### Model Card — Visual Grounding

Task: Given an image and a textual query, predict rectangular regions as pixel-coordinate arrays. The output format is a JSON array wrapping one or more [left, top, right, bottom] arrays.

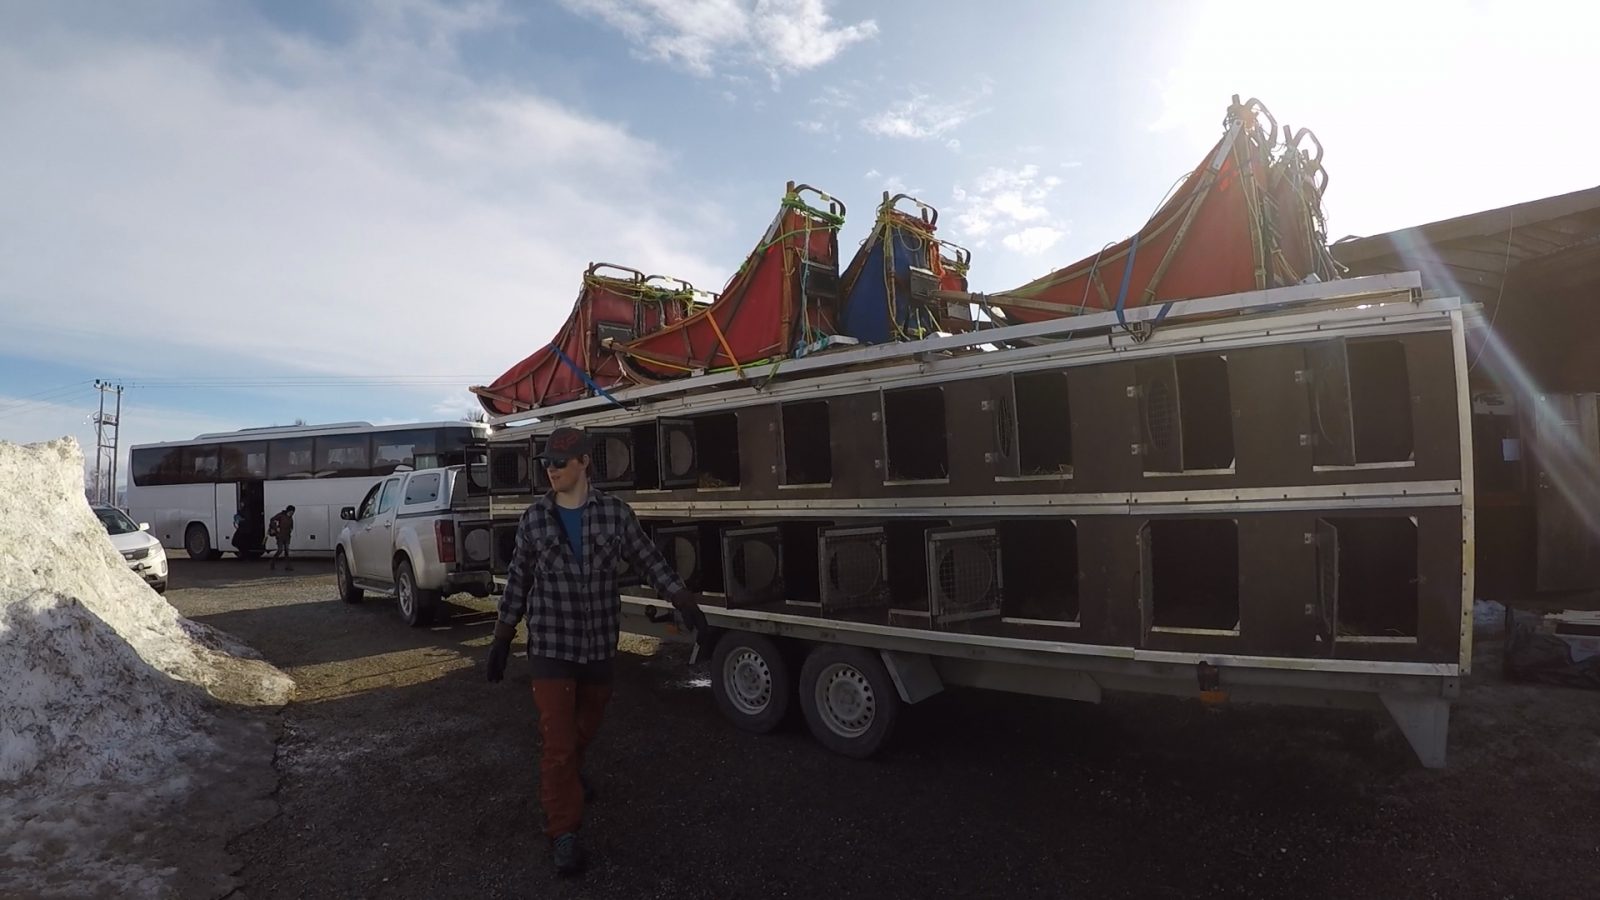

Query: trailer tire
[[711, 632, 791, 734], [799, 645, 900, 759]]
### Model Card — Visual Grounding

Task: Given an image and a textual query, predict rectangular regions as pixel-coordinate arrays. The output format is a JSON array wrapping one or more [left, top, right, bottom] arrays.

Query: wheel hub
[[724, 649, 772, 715], [817, 663, 874, 738]]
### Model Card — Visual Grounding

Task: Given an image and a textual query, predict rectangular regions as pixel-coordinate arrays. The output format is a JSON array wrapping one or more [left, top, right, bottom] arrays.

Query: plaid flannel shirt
[[498, 488, 685, 664]]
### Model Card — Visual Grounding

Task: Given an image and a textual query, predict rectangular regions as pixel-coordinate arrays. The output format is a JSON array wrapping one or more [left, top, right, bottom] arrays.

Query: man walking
[[487, 426, 706, 876], [267, 505, 295, 571]]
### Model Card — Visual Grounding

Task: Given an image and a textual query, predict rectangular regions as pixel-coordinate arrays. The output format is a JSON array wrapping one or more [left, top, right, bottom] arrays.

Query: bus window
[[316, 434, 372, 478], [373, 429, 437, 474], [131, 446, 182, 486], [182, 445, 220, 484], [436, 426, 478, 467], [269, 438, 315, 479], [220, 441, 268, 480]]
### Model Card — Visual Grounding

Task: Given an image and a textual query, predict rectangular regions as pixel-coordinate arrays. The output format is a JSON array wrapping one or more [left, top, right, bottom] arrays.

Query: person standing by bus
[[268, 505, 295, 571], [486, 426, 707, 876]]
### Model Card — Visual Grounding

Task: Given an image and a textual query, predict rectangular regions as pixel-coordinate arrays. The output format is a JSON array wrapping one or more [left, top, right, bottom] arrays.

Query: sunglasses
[[541, 456, 579, 470]]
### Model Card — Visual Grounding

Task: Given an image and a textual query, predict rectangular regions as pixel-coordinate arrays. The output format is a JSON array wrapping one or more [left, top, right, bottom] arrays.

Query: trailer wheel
[[799, 645, 901, 759], [711, 632, 790, 734]]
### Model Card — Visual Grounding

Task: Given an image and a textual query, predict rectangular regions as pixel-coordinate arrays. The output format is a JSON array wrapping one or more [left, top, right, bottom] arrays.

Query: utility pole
[[92, 380, 124, 506]]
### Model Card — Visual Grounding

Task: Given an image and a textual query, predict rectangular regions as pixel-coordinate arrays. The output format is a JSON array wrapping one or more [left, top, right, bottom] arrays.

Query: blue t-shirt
[[556, 505, 585, 569]]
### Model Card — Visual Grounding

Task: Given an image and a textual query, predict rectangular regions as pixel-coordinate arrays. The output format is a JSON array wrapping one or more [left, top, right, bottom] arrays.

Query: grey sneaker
[[552, 832, 584, 875]]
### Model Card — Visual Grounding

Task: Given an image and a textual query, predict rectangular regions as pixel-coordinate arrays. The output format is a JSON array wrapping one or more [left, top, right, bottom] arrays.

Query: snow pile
[[0, 438, 294, 789]]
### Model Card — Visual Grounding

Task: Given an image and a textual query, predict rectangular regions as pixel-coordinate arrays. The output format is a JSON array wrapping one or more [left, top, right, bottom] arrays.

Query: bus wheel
[[798, 645, 901, 759], [185, 524, 220, 561], [711, 632, 791, 734], [394, 559, 438, 627]]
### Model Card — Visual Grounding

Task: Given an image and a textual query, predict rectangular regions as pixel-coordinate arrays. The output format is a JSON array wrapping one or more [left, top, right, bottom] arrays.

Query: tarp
[[472, 265, 694, 415], [985, 97, 1338, 325], [613, 184, 844, 377], [837, 194, 971, 344]]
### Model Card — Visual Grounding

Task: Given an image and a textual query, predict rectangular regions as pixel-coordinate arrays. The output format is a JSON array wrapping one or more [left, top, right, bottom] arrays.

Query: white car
[[94, 505, 169, 593]]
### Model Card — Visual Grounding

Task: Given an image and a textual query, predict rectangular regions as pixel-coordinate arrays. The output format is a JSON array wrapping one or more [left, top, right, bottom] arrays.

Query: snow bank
[[0, 438, 294, 788]]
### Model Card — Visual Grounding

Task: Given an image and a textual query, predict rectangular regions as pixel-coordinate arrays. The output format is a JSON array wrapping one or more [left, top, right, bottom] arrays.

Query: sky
[[2, 0, 1597, 481]]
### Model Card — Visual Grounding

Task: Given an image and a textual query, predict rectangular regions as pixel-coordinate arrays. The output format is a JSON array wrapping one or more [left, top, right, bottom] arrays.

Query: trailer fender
[[880, 650, 944, 704]]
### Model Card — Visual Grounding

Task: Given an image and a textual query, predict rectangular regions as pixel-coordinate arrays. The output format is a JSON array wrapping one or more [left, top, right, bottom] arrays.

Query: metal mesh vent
[[667, 535, 698, 580], [488, 444, 531, 494], [996, 393, 1016, 460], [927, 527, 1003, 625], [490, 522, 521, 575], [1144, 378, 1177, 452], [590, 430, 635, 488], [723, 527, 783, 606], [661, 422, 696, 483], [821, 527, 888, 613], [734, 542, 777, 590], [459, 522, 493, 571]]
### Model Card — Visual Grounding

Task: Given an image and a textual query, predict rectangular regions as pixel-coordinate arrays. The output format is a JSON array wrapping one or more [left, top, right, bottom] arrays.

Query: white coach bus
[[127, 421, 487, 559]]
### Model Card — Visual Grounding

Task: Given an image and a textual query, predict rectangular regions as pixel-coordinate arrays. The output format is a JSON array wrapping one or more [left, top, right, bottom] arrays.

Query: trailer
[[471, 271, 1474, 768]]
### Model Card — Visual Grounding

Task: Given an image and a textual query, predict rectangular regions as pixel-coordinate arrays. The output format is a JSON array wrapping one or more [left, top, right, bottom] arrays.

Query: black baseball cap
[[539, 427, 593, 464]]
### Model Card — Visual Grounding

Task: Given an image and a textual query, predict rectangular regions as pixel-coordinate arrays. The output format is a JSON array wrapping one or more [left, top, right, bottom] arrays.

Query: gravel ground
[[162, 556, 1600, 900]]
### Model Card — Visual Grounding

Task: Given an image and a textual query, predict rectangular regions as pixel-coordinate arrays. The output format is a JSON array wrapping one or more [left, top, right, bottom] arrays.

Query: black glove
[[669, 590, 709, 635], [486, 621, 516, 683]]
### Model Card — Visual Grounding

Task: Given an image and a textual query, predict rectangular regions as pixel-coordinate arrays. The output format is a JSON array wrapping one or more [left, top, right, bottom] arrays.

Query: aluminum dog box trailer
[[476, 272, 1474, 768]]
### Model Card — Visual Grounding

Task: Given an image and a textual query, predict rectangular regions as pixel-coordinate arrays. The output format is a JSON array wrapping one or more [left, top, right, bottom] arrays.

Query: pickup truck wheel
[[336, 550, 363, 604], [711, 632, 791, 734], [395, 559, 439, 627], [798, 645, 901, 759]]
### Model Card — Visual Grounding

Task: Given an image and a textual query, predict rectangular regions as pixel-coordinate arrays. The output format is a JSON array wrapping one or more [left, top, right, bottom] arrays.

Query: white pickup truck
[[334, 466, 497, 626]]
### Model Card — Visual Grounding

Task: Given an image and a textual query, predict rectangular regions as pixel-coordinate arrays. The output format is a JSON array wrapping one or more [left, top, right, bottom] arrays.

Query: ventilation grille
[[590, 428, 636, 489], [659, 420, 697, 486], [996, 393, 1016, 461], [458, 520, 493, 572], [927, 527, 1003, 626], [463, 441, 491, 497], [490, 522, 521, 575], [722, 527, 783, 607], [487, 443, 532, 495], [655, 525, 703, 590], [820, 526, 889, 614]]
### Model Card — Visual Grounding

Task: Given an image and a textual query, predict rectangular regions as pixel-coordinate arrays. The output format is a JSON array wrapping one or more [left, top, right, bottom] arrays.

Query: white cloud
[[1002, 227, 1065, 255], [0, 2, 728, 393], [860, 83, 990, 141], [948, 164, 1070, 255], [561, 0, 876, 77]]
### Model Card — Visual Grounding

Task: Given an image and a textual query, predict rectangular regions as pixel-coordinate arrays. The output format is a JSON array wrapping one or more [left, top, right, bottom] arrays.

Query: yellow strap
[[705, 311, 745, 378]]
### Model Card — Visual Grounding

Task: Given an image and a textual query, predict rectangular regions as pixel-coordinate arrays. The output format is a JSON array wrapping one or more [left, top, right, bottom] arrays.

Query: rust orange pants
[[530, 674, 613, 838]]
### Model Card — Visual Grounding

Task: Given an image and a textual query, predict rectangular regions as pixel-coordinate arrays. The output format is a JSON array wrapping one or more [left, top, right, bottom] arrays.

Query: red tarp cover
[[988, 97, 1336, 324], [614, 185, 843, 377], [472, 265, 693, 415]]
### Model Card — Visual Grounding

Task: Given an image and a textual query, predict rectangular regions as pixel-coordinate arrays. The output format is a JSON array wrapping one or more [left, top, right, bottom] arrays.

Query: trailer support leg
[[1379, 692, 1451, 769], [880, 651, 944, 704]]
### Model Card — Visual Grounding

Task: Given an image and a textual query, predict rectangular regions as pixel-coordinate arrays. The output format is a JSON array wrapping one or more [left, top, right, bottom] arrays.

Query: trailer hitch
[[1196, 661, 1228, 706], [645, 605, 716, 662]]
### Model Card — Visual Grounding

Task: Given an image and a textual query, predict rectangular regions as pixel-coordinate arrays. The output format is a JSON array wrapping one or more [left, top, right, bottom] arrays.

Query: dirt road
[[165, 557, 1600, 899]]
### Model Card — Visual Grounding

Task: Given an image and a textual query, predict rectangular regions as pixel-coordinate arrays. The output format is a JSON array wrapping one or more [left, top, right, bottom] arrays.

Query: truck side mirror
[[340, 507, 357, 520], [139, 522, 150, 531]]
